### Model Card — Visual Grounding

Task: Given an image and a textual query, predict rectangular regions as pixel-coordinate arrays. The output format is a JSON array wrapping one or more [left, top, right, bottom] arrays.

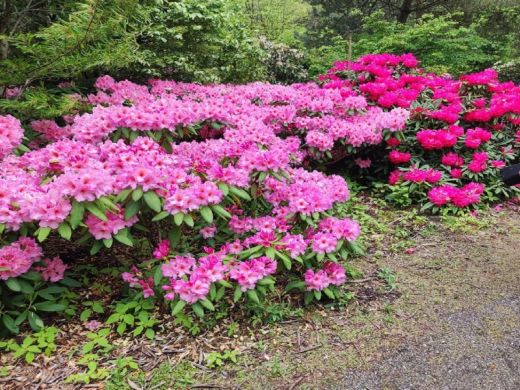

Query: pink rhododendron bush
[[321, 54, 520, 212], [0, 76, 393, 334]]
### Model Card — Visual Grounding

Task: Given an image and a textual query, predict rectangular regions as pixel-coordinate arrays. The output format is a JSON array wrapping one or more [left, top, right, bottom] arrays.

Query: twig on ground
[[294, 344, 322, 354]]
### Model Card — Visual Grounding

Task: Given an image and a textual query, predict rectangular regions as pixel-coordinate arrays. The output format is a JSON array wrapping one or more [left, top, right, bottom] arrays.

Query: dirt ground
[[1, 205, 519, 389]]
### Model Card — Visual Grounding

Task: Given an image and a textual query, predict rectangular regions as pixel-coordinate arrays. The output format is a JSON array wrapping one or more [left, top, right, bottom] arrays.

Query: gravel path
[[340, 296, 520, 390]]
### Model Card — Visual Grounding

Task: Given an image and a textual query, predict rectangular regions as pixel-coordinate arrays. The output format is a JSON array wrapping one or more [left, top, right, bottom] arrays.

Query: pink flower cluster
[[0, 115, 23, 159], [85, 208, 138, 240], [35, 256, 68, 282], [304, 262, 346, 291], [0, 237, 42, 280], [428, 183, 485, 207], [323, 53, 520, 209]]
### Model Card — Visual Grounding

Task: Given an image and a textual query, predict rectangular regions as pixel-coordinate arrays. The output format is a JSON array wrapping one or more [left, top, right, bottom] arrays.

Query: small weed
[[0, 326, 58, 363], [205, 349, 239, 368], [377, 267, 397, 290]]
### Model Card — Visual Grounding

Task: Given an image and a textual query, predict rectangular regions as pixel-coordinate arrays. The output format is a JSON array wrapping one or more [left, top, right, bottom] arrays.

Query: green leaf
[[2, 315, 19, 334], [5, 278, 21, 292], [152, 211, 169, 222], [114, 230, 133, 246], [173, 213, 184, 226], [171, 300, 186, 315], [183, 214, 194, 227], [125, 201, 141, 220], [153, 266, 163, 285], [233, 286, 243, 302], [69, 201, 85, 229], [276, 251, 292, 270], [246, 290, 260, 304], [28, 312, 44, 331], [132, 188, 143, 201], [34, 302, 66, 312], [229, 187, 251, 201], [103, 238, 113, 248], [199, 299, 215, 311], [323, 288, 335, 300], [217, 183, 229, 196], [80, 309, 92, 322], [211, 204, 231, 219], [58, 222, 72, 240], [105, 314, 120, 324], [192, 303, 204, 318], [145, 328, 155, 340], [144, 191, 162, 212], [200, 206, 213, 223], [37, 227, 52, 242], [90, 241, 103, 255], [123, 314, 134, 326], [116, 322, 127, 335], [285, 280, 305, 292], [85, 203, 107, 221], [92, 302, 104, 314]]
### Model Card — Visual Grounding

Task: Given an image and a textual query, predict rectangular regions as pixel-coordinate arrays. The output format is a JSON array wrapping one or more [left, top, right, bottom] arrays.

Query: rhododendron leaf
[[58, 222, 72, 240], [114, 231, 133, 246], [192, 303, 204, 318], [347, 241, 364, 256], [115, 189, 132, 203], [238, 245, 262, 259], [60, 277, 81, 287], [153, 267, 163, 286], [328, 253, 338, 262], [5, 278, 21, 292], [34, 302, 66, 312], [144, 191, 162, 212], [14, 311, 28, 326], [171, 300, 186, 316], [265, 247, 275, 259], [103, 238, 113, 248], [316, 253, 325, 262], [229, 187, 251, 201], [200, 206, 213, 223], [295, 256, 304, 264], [124, 200, 140, 219], [275, 251, 292, 270], [285, 281, 305, 292], [36, 227, 51, 242], [85, 203, 107, 222], [28, 312, 43, 331], [323, 288, 335, 300], [233, 286, 242, 302], [258, 277, 275, 286], [218, 280, 232, 288], [132, 188, 143, 202], [18, 280, 34, 294], [217, 183, 229, 196], [313, 290, 322, 301], [335, 240, 344, 252], [209, 284, 216, 300], [0, 223, 5, 234], [90, 241, 103, 255], [200, 299, 215, 311], [168, 227, 181, 246], [215, 286, 225, 301], [173, 213, 184, 226], [183, 214, 194, 227], [246, 290, 260, 304], [211, 205, 231, 219], [2, 315, 19, 334], [20, 271, 41, 282], [152, 211, 169, 222]]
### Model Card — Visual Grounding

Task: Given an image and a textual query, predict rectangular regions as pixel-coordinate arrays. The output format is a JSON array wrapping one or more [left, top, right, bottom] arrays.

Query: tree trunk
[[397, 0, 413, 23]]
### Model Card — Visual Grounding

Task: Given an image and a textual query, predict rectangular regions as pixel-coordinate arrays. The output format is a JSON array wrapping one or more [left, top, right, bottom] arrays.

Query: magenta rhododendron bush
[[321, 53, 520, 211]]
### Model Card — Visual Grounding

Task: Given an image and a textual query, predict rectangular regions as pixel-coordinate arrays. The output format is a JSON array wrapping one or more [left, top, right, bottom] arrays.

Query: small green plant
[[105, 299, 158, 338], [82, 328, 113, 354], [205, 350, 239, 368], [378, 268, 397, 291], [65, 353, 109, 384], [0, 326, 58, 363], [106, 357, 140, 385], [80, 300, 105, 322]]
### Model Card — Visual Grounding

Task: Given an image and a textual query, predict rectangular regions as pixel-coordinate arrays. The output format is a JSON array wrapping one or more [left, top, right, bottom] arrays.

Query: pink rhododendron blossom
[[0, 238, 42, 280], [36, 256, 67, 282]]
